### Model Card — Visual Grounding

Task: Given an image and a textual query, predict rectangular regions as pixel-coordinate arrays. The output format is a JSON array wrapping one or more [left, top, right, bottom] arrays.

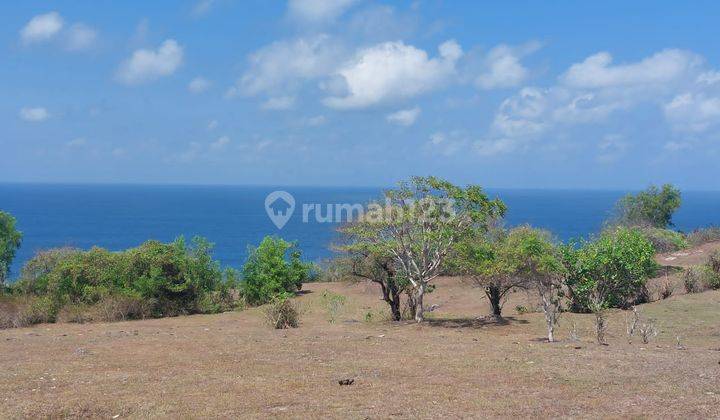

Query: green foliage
[[241, 236, 312, 305], [614, 184, 681, 228], [0, 210, 23, 284], [639, 227, 688, 253], [563, 227, 658, 312], [12, 236, 233, 319]]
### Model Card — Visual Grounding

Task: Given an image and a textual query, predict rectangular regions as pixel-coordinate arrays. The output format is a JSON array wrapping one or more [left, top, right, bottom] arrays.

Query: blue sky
[[2, 0, 720, 189]]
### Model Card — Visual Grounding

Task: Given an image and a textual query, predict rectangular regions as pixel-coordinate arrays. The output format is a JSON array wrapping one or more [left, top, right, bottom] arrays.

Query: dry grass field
[[1, 243, 720, 418]]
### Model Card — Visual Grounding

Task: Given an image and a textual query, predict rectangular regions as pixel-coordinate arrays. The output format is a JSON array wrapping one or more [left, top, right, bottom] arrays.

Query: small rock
[[338, 379, 355, 386]]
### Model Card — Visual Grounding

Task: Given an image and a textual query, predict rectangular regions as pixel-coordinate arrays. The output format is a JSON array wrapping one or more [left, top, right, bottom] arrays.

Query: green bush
[[687, 227, 720, 247], [12, 236, 237, 320], [320, 290, 347, 323], [241, 236, 312, 305], [639, 227, 688, 253], [563, 227, 658, 312]]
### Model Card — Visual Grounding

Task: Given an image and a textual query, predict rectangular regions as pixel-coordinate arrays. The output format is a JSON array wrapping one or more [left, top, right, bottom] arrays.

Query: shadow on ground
[[425, 316, 528, 329]]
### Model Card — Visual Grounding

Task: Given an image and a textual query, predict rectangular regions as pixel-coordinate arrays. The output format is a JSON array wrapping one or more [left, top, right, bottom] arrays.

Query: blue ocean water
[[1, 184, 719, 280]]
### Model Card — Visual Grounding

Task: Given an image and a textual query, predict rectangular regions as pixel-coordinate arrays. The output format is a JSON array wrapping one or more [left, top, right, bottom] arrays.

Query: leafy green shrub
[[13, 236, 236, 321], [263, 295, 300, 329], [639, 227, 688, 253], [241, 236, 312, 305], [682, 266, 719, 293], [563, 227, 658, 312], [687, 227, 720, 247]]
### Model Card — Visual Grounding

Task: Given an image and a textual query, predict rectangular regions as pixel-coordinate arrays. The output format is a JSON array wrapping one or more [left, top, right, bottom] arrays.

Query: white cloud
[[235, 35, 342, 97], [261, 96, 296, 110], [210, 136, 230, 151], [112, 147, 127, 157], [697, 71, 720, 85], [324, 40, 462, 109], [664, 92, 720, 132], [116, 39, 183, 85], [65, 24, 97, 51], [386, 106, 421, 126], [19, 107, 49, 122], [20, 12, 64, 44], [287, 0, 359, 23], [207, 119, 219, 130], [474, 42, 540, 90], [188, 77, 211, 93], [561, 49, 702, 89], [663, 141, 692, 152]]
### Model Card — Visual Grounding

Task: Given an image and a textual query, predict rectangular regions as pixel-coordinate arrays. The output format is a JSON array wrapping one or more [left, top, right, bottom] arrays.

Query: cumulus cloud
[[287, 0, 359, 23], [20, 12, 63, 44], [233, 35, 342, 97], [596, 134, 628, 163], [324, 40, 462, 109], [474, 42, 540, 90], [192, 0, 215, 17], [261, 96, 296, 110], [386, 106, 421, 126], [188, 77, 211, 93], [116, 40, 183, 85], [19, 107, 49, 122], [66, 138, 87, 147], [561, 49, 703, 89]]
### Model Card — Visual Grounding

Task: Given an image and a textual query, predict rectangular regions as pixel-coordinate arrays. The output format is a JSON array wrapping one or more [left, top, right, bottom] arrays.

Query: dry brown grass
[[1, 244, 720, 418]]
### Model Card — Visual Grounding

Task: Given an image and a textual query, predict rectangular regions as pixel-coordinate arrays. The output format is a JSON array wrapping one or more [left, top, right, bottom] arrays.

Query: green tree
[[0, 210, 23, 284], [340, 176, 506, 322], [241, 236, 311, 305], [614, 184, 681, 228]]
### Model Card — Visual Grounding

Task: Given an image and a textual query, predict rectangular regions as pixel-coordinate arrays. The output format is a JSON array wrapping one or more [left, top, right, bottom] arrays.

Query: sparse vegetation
[[320, 290, 346, 323], [687, 226, 720, 247], [264, 295, 300, 329], [639, 227, 688, 253]]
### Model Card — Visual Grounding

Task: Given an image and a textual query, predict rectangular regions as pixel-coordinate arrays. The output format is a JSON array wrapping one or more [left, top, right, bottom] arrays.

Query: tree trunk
[[389, 292, 401, 321], [414, 284, 425, 323], [547, 321, 555, 342], [486, 285, 502, 318]]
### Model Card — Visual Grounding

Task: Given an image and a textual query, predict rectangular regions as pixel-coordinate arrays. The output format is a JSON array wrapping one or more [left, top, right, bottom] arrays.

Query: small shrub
[[515, 305, 529, 314], [242, 236, 312, 306], [659, 280, 675, 299], [708, 250, 720, 275], [264, 296, 300, 329], [320, 290, 347, 323], [683, 266, 719, 293], [687, 227, 720, 247], [638, 319, 658, 344]]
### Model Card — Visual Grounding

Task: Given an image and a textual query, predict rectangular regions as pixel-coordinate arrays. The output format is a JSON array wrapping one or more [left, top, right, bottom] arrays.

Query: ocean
[[2, 184, 719, 280]]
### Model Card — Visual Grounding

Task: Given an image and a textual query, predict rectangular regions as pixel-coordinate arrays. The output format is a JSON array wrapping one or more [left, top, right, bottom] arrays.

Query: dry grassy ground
[[2, 244, 720, 418]]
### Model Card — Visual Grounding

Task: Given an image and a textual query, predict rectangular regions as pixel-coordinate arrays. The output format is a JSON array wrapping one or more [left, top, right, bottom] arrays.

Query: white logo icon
[[265, 191, 295, 229]]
